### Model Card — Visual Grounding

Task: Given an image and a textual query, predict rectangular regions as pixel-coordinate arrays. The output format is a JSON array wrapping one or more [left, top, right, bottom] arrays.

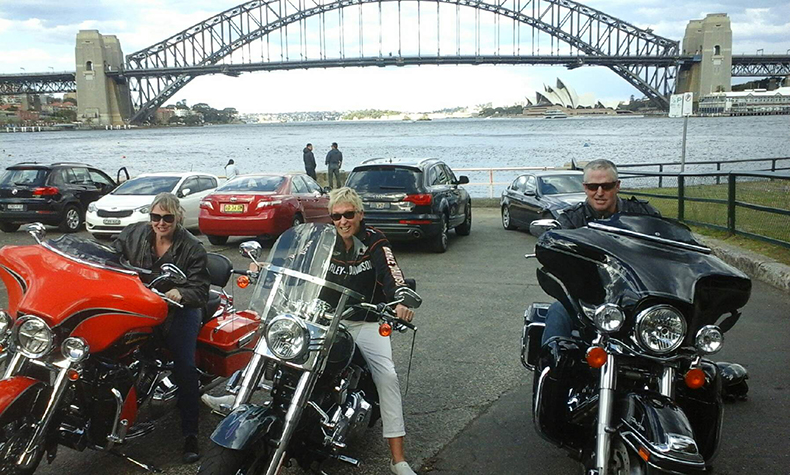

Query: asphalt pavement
[[0, 208, 788, 475]]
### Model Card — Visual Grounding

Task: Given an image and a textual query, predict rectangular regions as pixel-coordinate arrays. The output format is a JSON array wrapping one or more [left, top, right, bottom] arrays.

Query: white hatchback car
[[86, 172, 218, 238]]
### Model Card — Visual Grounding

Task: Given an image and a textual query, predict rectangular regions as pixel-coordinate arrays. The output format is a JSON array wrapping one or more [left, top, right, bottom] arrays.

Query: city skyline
[[1, 0, 788, 113]]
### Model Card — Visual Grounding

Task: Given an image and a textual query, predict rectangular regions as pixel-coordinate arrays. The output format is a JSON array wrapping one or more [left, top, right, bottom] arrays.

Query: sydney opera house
[[523, 79, 614, 116]]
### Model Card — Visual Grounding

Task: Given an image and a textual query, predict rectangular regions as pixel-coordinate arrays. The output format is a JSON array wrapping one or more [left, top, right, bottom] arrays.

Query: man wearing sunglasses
[[542, 159, 660, 345], [113, 192, 210, 464]]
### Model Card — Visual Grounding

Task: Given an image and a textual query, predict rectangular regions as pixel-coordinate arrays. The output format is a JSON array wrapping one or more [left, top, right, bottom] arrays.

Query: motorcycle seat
[[206, 253, 233, 287]]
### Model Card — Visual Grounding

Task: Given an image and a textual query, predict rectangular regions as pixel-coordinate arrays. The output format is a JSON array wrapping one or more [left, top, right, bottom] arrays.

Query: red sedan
[[199, 173, 331, 245]]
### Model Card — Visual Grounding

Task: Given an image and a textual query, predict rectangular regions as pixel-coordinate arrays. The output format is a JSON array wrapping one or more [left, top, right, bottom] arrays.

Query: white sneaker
[[390, 460, 417, 475], [201, 394, 235, 414]]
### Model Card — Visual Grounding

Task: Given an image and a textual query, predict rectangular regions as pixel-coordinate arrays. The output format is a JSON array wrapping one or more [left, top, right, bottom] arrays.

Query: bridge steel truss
[[0, 73, 76, 95], [122, 0, 680, 123], [731, 55, 790, 77]]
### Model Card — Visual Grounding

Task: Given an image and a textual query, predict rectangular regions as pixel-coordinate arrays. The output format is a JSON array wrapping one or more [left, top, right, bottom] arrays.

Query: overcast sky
[[1, 0, 788, 112]]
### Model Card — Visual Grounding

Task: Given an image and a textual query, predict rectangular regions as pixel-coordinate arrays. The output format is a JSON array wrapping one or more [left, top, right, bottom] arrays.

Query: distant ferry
[[544, 109, 569, 119]]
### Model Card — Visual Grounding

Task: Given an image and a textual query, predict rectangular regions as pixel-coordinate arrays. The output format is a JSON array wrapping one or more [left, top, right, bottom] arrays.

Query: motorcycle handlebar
[[356, 302, 416, 331], [150, 288, 184, 308]]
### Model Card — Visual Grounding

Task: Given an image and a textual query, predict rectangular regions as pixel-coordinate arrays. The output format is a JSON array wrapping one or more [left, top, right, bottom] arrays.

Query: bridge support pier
[[676, 14, 732, 105], [75, 30, 131, 126]]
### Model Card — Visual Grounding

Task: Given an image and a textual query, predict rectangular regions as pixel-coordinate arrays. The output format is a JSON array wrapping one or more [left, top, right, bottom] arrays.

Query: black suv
[[0, 162, 116, 233], [345, 158, 471, 252]]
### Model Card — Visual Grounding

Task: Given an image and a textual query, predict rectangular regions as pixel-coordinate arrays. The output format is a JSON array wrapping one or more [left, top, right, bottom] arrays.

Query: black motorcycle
[[522, 214, 751, 474], [198, 223, 420, 475]]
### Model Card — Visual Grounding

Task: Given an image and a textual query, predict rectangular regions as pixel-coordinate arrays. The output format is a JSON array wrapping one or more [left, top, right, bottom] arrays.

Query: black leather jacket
[[557, 196, 660, 229], [112, 222, 210, 308]]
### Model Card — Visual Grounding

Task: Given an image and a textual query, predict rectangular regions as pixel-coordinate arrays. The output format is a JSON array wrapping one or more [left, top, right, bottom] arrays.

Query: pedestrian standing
[[303, 143, 317, 180], [225, 159, 239, 181], [325, 142, 343, 189]]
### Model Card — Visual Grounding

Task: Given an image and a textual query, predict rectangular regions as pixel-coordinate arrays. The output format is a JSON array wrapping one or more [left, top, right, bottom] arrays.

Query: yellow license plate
[[222, 204, 244, 213]]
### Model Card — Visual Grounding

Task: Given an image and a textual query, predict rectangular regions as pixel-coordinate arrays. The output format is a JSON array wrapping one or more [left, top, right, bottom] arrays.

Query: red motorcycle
[[0, 223, 259, 473]]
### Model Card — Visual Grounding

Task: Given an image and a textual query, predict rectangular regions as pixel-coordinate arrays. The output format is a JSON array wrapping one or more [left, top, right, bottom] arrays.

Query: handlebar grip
[[394, 318, 416, 331]]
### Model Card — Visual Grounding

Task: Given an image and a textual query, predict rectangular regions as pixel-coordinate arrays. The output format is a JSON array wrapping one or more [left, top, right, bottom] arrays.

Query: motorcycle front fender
[[616, 392, 707, 473], [0, 376, 46, 426], [210, 403, 279, 451]]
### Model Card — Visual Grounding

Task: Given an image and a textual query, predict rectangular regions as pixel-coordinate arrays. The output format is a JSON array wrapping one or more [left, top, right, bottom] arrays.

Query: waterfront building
[[698, 87, 790, 117]]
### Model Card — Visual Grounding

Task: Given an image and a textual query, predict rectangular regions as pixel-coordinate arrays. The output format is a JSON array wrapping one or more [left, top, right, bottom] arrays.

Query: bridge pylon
[[75, 30, 132, 125], [675, 14, 732, 103]]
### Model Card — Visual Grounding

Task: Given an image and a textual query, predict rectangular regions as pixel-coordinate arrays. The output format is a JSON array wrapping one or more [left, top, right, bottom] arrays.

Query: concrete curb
[[696, 234, 790, 294]]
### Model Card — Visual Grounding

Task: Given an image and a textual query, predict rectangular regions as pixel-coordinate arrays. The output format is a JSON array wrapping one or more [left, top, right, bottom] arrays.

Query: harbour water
[[2, 115, 788, 196]]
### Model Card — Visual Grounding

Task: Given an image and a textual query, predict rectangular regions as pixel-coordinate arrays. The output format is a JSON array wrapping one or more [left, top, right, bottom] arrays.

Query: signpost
[[669, 92, 694, 172]]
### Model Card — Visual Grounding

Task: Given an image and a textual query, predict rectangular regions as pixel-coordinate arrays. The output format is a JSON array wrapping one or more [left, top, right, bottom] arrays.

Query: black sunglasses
[[330, 210, 357, 221], [583, 181, 619, 192], [150, 213, 176, 223]]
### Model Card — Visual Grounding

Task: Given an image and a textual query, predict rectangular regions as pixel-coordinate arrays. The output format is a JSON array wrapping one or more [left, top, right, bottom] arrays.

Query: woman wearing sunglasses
[[325, 187, 419, 475], [112, 192, 210, 464]]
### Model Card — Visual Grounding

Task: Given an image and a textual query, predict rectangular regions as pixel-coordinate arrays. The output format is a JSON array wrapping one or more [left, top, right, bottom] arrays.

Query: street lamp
[[756, 48, 764, 55]]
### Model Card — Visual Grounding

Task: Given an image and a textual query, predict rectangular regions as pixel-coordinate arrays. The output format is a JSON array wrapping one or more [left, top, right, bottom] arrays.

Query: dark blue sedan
[[500, 170, 585, 231]]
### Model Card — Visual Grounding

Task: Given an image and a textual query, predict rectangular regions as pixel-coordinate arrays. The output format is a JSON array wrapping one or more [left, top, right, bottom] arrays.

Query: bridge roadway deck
[[0, 208, 788, 474]]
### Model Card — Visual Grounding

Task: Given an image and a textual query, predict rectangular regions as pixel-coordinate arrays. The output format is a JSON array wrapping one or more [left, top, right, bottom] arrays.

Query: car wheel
[[0, 223, 20, 233], [292, 213, 304, 227], [455, 202, 472, 236], [502, 206, 517, 230], [207, 235, 228, 245], [59, 205, 82, 233], [431, 214, 449, 253]]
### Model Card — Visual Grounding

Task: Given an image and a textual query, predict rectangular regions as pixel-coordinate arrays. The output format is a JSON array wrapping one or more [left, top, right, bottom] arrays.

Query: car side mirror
[[529, 219, 560, 237], [456, 176, 470, 185], [395, 287, 422, 309], [180, 188, 191, 197], [524, 188, 536, 196]]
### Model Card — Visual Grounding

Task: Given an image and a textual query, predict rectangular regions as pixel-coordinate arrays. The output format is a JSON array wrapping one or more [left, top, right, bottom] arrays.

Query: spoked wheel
[[430, 214, 449, 253], [59, 205, 82, 233], [607, 438, 647, 475], [502, 206, 516, 230], [0, 414, 43, 475], [197, 443, 270, 475]]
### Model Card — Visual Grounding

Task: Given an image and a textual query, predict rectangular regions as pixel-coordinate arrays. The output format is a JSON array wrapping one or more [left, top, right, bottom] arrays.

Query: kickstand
[[108, 449, 162, 473]]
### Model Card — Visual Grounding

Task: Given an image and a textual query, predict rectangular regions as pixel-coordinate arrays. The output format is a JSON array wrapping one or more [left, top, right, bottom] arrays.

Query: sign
[[669, 92, 694, 117]]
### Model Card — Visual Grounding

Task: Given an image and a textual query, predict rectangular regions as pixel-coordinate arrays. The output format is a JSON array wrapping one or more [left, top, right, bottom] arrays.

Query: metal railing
[[619, 157, 790, 187], [454, 166, 564, 198], [620, 171, 790, 248]]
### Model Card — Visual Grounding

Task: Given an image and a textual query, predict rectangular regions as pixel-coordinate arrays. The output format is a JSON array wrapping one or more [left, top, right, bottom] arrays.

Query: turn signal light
[[237, 275, 251, 288], [638, 447, 650, 462], [684, 368, 706, 389], [67, 369, 80, 381], [586, 346, 608, 368], [379, 322, 392, 337]]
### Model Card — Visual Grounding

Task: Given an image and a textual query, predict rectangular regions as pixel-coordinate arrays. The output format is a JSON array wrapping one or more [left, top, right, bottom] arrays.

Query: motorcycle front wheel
[[197, 442, 271, 475], [0, 414, 43, 475], [607, 438, 647, 475]]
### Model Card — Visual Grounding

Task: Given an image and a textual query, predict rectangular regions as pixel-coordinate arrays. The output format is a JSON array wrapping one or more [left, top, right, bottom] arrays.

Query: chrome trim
[[634, 305, 687, 355], [587, 222, 712, 254], [3, 352, 24, 379], [106, 388, 127, 447], [266, 371, 313, 475], [594, 353, 617, 475], [532, 366, 556, 445], [660, 366, 676, 399], [237, 330, 256, 348], [12, 315, 55, 359], [521, 322, 545, 371]]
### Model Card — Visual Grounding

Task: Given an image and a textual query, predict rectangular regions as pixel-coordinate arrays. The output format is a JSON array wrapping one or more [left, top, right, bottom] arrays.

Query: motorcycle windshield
[[536, 214, 751, 320], [43, 235, 129, 273], [249, 223, 361, 322]]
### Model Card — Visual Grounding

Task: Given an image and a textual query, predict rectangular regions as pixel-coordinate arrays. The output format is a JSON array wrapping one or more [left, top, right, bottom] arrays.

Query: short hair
[[331, 142, 338, 148], [583, 159, 619, 182], [306, 143, 312, 147], [328, 187, 363, 213], [150, 192, 185, 225], [226, 159, 234, 166]]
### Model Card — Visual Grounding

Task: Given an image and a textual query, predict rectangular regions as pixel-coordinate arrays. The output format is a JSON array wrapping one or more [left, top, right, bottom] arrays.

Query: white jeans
[[344, 321, 406, 439]]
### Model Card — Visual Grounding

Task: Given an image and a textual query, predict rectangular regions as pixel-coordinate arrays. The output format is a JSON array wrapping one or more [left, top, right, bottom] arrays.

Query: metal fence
[[620, 171, 790, 248]]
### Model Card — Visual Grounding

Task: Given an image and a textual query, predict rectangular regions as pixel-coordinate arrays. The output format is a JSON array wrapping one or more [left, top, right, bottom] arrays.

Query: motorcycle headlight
[[61, 337, 90, 362], [265, 315, 309, 361], [593, 304, 625, 333], [0, 311, 12, 337], [695, 325, 723, 355], [635, 305, 686, 354], [13, 315, 54, 358]]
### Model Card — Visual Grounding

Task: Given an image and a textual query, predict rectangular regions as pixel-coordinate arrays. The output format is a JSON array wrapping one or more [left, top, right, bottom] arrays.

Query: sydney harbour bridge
[[1, 0, 789, 123]]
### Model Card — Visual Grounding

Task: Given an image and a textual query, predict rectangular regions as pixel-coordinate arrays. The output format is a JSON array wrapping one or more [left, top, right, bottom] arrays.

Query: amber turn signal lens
[[237, 275, 251, 288], [67, 369, 80, 381], [586, 346, 608, 368], [684, 367, 706, 389], [638, 447, 650, 462], [379, 323, 393, 337]]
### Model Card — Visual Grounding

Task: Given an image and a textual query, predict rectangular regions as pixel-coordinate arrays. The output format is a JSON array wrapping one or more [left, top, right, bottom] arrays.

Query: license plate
[[223, 204, 244, 213], [368, 202, 389, 210], [103, 218, 121, 225], [7, 204, 24, 211]]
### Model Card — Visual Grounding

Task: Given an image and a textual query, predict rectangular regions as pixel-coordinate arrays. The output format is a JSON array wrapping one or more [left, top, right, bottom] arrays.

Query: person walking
[[225, 159, 239, 181], [325, 142, 343, 189], [303, 143, 317, 180]]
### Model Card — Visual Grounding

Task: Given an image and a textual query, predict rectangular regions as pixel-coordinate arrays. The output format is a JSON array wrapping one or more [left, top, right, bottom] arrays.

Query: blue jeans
[[166, 307, 201, 437], [541, 301, 574, 345]]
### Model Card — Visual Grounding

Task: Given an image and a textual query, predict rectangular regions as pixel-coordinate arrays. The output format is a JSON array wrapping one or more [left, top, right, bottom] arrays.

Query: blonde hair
[[150, 192, 185, 225], [328, 187, 363, 213]]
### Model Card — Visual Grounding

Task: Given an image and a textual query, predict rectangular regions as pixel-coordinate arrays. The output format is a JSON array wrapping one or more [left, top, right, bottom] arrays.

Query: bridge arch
[[124, 0, 680, 123]]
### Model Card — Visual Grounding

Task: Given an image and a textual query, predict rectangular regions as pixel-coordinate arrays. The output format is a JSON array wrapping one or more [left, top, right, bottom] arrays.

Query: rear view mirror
[[529, 219, 560, 237], [25, 222, 46, 243], [395, 287, 422, 309], [159, 263, 187, 285], [456, 176, 470, 185], [180, 188, 191, 197], [524, 188, 536, 196], [240, 241, 262, 261]]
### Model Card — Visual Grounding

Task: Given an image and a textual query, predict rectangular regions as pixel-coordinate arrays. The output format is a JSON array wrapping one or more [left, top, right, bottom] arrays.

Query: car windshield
[[539, 175, 584, 195], [112, 176, 181, 195], [218, 176, 284, 192], [0, 168, 48, 187], [346, 167, 421, 193]]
